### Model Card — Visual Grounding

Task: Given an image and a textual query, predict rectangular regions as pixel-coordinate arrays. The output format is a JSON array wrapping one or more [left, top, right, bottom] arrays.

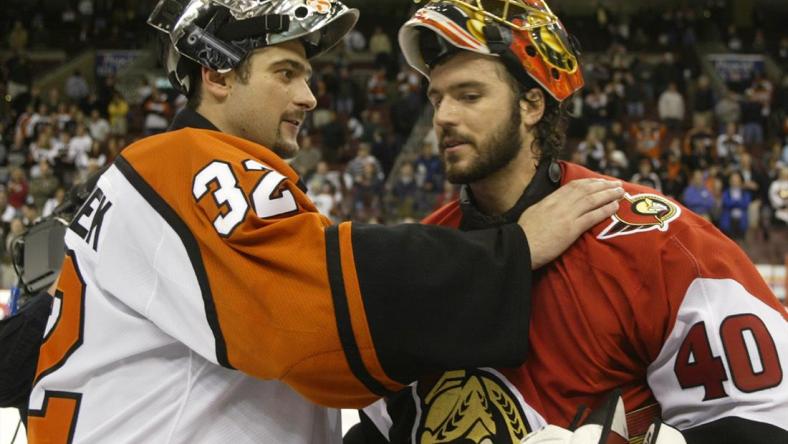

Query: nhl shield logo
[[597, 193, 681, 240]]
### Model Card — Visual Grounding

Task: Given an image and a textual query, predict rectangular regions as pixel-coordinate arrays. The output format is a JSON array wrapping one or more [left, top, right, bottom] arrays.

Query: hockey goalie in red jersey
[[348, 1, 788, 443]]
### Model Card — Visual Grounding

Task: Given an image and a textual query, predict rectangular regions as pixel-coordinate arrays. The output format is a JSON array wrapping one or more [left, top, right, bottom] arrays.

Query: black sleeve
[[682, 417, 788, 444], [350, 222, 531, 384], [343, 412, 390, 444], [0, 292, 52, 414]]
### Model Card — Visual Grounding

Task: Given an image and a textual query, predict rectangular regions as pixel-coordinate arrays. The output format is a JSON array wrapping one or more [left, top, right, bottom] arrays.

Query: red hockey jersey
[[363, 162, 788, 443]]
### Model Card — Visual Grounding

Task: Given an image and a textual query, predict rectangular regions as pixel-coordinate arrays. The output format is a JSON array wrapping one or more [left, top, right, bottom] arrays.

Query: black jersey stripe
[[325, 225, 394, 397], [114, 155, 233, 369]]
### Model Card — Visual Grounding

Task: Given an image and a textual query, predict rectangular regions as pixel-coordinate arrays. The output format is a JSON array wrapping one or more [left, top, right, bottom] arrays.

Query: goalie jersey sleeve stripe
[[114, 155, 232, 369], [326, 225, 395, 397]]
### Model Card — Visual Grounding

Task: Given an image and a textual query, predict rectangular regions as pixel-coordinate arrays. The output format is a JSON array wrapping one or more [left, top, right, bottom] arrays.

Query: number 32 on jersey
[[192, 159, 298, 236]]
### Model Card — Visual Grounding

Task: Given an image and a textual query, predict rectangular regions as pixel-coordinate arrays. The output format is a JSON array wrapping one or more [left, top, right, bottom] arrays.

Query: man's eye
[[461, 94, 480, 102], [279, 70, 294, 80]]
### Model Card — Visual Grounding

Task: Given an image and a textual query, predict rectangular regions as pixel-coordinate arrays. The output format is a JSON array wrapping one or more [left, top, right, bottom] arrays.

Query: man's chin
[[273, 140, 300, 159]]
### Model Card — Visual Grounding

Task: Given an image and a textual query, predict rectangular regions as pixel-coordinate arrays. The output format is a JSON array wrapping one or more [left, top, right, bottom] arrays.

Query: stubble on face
[[441, 95, 524, 184]]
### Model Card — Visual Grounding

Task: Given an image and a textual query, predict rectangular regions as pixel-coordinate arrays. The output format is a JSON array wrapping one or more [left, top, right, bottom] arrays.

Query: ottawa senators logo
[[414, 369, 537, 443], [597, 193, 681, 240]]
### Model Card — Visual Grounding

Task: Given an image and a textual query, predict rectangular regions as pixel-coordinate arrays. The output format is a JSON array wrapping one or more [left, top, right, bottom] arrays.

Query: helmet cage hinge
[[176, 5, 291, 73]]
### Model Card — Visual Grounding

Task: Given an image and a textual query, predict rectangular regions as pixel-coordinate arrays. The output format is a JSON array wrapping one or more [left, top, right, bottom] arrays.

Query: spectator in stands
[[141, 84, 172, 136], [661, 137, 686, 197], [631, 157, 662, 192], [653, 52, 682, 95], [658, 82, 685, 130], [27, 103, 51, 140], [42, 186, 66, 218], [741, 78, 770, 146], [65, 70, 90, 104], [335, 66, 359, 116], [576, 130, 605, 171], [352, 162, 384, 221], [770, 165, 788, 224], [0, 189, 15, 223], [29, 159, 59, 211], [346, 142, 383, 183], [631, 119, 666, 163], [369, 26, 393, 56], [319, 111, 345, 163], [715, 89, 741, 132], [691, 75, 715, 128], [682, 169, 716, 220], [4, 218, 25, 264], [583, 83, 609, 128], [367, 67, 389, 105], [88, 109, 110, 143], [391, 161, 419, 220], [69, 123, 93, 167], [739, 152, 769, 231], [415, 141, 443, 195], [6, 167, 28, 209], [716, 122, 742, 165], [720, 170, 751, 238], [601, 141, 630, 180], [623, 73, 645, 119], [30, 132, 55, 165], [108, 91, 130, 136], [313, 182, 337, 222], [290, 135, 321, 178]]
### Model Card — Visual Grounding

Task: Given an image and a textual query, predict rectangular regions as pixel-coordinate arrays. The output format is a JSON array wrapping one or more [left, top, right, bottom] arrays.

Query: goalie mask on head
[[398, 0, 584, 102], [148, 0, 359, 94]]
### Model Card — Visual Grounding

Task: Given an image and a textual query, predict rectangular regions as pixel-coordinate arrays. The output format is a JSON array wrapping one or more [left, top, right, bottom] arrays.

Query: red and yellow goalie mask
[[399, 0, 584, 102]]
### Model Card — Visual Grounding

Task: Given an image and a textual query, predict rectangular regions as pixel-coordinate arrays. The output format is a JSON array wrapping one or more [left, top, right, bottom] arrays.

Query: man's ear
[[201, 67, 231, 101], [520, 88, 546, 127]]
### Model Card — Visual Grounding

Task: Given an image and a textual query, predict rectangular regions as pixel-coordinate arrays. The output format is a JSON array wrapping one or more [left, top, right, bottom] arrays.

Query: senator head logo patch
[[597, 193, 681, 240]]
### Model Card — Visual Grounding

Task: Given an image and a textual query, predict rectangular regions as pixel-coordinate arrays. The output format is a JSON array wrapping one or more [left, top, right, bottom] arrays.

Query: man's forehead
[[255, 40, 312, 67], [428, 53, 504, 90]]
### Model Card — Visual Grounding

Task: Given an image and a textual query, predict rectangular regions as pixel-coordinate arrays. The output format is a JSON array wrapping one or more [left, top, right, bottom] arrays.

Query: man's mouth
[[441, 138, 471, 151]]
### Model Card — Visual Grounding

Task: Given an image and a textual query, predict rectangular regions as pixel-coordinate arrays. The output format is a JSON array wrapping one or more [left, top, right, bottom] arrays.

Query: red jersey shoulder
[[422, 201, 463, 228], [559, 162, 702, 242]]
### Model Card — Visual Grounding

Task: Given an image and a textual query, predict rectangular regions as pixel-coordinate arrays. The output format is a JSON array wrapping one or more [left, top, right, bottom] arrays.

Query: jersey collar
[[168, 108, 220, 132], [458, 161, 561, 230]]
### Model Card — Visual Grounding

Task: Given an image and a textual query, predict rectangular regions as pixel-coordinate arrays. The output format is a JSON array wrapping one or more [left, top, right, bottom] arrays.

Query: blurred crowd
[[555, 2, 788, 243], [0, 1, 787, 288]]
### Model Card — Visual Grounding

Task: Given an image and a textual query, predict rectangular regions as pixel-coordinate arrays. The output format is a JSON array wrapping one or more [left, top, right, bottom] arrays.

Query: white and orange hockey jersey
[[27, 110, 537, 443]]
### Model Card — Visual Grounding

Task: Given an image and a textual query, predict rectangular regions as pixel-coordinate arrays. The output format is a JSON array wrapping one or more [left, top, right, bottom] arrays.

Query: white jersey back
[[28, 164, 340, 443]]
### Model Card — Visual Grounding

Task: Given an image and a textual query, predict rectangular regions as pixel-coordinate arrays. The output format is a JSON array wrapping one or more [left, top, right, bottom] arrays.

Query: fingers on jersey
[[519, 179, 623, 269]]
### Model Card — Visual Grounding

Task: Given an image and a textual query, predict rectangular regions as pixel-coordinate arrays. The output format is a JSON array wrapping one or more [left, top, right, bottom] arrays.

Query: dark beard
[[444, 99, 523, 184]]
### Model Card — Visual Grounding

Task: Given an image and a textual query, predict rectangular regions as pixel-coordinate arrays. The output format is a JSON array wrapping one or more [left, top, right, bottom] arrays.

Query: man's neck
[[469, 146, 538, 216]]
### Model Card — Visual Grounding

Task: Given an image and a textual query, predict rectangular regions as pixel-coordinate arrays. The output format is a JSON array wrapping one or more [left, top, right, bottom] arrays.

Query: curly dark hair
[[498, 64, 572, 164]]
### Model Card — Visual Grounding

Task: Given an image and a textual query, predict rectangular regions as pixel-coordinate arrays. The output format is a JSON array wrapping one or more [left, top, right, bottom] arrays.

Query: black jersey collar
[[458, 161, 561, 230], [168, 108, 220, 132]]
